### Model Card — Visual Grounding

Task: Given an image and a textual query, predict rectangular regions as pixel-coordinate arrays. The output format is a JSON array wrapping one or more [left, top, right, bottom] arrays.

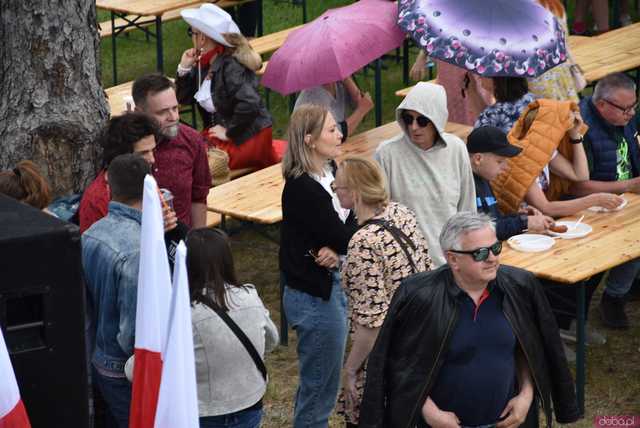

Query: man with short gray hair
[[575, 72, 640, 329], [359, 212, 579, 428]]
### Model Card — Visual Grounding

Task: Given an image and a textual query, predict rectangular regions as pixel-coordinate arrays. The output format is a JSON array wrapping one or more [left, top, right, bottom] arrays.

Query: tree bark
[[0, 0, 109, 195]]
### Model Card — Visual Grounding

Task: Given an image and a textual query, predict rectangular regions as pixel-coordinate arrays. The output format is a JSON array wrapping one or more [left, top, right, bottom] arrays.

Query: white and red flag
[[154, 241, 199, 427], [0, 326, 31, 428], [129, 175, 172, 428]]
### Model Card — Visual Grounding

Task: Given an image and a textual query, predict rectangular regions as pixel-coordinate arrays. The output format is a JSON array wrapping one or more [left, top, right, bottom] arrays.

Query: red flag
[[129, 176, 172, 428], [0, 327, 31, 428]]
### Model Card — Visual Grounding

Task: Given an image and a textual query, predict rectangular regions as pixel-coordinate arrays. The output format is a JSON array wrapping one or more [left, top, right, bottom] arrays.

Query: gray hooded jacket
[[375, 82, 476, 266]]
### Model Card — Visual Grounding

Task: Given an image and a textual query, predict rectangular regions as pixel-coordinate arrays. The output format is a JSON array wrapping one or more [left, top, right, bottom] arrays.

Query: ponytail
[[0, 160, 52, 209]]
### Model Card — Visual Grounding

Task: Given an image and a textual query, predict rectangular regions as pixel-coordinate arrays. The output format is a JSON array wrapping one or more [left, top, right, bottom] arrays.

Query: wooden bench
[[206, 120, 472, 226], [98, 0, 254, 38], [249, 25, 303, 56]]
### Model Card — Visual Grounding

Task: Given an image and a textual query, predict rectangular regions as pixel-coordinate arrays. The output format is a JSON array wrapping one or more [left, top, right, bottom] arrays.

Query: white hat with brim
[[181, 4, 241, 48]]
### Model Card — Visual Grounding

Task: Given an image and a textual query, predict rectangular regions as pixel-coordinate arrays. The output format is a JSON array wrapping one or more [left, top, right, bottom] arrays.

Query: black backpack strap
[[361, 218, 419, 273], [198, 294, 267, 381]]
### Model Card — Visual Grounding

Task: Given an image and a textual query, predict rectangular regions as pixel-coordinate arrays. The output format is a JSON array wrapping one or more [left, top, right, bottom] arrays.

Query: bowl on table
[[507, 234, 556, 252]]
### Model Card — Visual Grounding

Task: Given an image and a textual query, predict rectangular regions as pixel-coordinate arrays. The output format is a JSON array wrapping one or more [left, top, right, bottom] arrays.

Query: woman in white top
[[186, 228, 279, 428]]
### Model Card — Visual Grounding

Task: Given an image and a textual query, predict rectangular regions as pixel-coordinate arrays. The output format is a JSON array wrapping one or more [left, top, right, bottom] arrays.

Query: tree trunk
[[0, 0, 109, 195]]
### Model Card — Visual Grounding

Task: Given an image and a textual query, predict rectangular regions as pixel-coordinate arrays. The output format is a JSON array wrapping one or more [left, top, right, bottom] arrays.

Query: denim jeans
[[605, 258, 640, 298], [283, 271, 348, 428], [199, 407, 262, 428], [92, 367, 131, 428]]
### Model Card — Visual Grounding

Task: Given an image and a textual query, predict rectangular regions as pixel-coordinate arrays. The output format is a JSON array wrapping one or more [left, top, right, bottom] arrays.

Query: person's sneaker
[[599, 292, 630, 329], [559, 321, 607, 346], [562, 342, 576, 363]]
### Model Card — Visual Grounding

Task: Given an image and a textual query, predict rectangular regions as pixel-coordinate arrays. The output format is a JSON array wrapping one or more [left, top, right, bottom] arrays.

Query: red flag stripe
[[129, 348, 163, 428], [0, 400, 31, 428]]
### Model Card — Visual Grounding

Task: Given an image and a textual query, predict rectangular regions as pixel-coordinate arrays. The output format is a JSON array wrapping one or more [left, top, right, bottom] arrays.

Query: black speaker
[[0, 194, 89, 427]]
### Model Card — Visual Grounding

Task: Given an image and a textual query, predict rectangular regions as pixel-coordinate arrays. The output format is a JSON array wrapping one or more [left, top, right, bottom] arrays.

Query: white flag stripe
[[154, 241, 199, 427], [0, 327, 21, 418], [134, 175, 172, 352]]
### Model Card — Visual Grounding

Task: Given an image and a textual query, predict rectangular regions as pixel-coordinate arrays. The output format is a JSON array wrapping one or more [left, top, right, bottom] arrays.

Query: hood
[[396, 81, 449, 140]]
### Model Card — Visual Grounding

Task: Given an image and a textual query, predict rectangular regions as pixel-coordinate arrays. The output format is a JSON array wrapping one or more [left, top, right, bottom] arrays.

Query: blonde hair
[[222, 32, 262, 71], [282, 105, 328, 179], [339, 156, 389, 207]]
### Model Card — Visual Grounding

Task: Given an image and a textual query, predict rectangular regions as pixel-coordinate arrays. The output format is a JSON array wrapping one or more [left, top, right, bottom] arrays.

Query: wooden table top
[[96, 0, 205, 16], [104, 81, 134, 115], [249, 25, 303, 56], [206, 121, 472, 224], [501, 193, 640, 283]]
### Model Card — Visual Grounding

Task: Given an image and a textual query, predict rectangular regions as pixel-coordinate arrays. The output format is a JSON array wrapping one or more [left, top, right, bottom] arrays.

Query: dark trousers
[[92, 367, 132, 428], [232, 3, 260, 37], [541, 273, 603, 330]]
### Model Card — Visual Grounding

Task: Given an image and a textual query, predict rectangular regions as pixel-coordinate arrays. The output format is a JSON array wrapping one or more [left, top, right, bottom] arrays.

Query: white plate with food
[[507, 234, 556, 252], [547, 221, 592, 239], [587, 197, 627, 212]]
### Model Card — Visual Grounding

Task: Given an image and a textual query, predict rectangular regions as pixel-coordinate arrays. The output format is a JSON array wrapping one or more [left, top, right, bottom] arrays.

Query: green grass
[[97, 2, 640, 426]]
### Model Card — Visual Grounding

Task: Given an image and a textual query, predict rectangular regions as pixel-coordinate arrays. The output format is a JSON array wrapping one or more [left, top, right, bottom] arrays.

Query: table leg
[[280, 272, 288, 346], [302, 0, 308, 23], [375, 59, 382, 127], [575, 282, 586, 416], [111, 11, 118, 86], [403, 39, 410, 86], [257, 0, 264, 37], [155, 16, 164, 73]]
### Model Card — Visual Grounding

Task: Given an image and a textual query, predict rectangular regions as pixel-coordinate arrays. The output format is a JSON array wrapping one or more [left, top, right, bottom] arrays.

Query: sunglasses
[[401, 113, 431, 128], [450, 241, 502, 262], [603, 99, 637, 115], [187, 27, 200, 37]]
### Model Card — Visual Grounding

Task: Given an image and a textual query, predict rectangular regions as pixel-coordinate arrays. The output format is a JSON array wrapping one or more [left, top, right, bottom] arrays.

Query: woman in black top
[[176, 4, 277, 170], [280, 105, 357, 427]]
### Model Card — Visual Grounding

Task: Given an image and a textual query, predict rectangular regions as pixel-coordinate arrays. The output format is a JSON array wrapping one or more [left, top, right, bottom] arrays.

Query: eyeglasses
[[187, 27, 200, 37], [449, 241, 502, 262], [401, 113, 431, 128], [603, 98, 638, 115], [330, 181, 348, 192]]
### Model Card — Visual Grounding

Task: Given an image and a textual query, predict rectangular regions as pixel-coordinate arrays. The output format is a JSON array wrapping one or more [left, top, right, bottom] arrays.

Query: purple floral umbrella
[[398, 0, 568, 77]]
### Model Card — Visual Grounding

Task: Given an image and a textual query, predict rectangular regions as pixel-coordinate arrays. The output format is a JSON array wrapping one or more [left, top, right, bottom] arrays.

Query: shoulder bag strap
[[361, 218, 419, 273], [198, 294, 268, 380]]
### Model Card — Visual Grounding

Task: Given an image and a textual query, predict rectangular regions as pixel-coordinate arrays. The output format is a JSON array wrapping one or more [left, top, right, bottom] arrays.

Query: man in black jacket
[[359, 212, 579, 428], [467, 126, 554, 240]]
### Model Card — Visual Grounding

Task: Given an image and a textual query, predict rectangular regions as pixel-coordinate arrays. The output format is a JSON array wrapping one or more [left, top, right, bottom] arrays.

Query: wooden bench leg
[[375, 59, 382, 127], [155, 16, 164, 73], [111, 11, 118, 86], [575, 282, 586, 416]]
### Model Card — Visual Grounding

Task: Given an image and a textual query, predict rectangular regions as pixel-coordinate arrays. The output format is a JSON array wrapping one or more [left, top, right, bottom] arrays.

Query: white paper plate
[[507, 234, 556, 252], [587, 197, 627, 212], [547, 221, 593, 239]]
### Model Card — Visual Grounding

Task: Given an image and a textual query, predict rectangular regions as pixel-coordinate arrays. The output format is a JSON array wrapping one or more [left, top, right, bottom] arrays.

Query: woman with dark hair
[[186, 228, 278, 428], [280, 105, 357, 427], [0, 160, 52, 211], [473, 77, 536, 134], [78, 112, 160, 233]]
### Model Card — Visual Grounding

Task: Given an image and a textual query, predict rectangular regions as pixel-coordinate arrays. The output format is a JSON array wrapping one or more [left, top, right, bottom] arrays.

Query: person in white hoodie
[[375, 81, 477, 266]]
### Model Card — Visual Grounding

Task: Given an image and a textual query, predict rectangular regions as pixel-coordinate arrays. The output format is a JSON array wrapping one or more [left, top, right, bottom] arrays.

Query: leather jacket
[[359, 264, 580, 428]]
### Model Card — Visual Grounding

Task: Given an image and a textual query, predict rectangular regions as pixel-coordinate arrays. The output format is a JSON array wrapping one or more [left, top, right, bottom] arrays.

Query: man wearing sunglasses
[[375, 82, 476, 267], [359, 212, 579, 428], [574, 72, 640, 329]]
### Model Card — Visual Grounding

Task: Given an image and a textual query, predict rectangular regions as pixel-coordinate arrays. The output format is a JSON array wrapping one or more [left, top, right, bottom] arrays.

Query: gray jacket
[[192, 284, 279, 416]]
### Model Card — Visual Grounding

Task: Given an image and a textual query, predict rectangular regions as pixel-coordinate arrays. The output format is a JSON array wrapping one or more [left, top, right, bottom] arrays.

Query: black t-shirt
[[164, 221, 189, 272]]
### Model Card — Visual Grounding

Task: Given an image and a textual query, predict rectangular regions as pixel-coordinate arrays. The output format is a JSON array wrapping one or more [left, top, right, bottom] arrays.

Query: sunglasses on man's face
[[187, 27, 199, 37], [401, 113, 431, 128], [450, 241, 502, 262]]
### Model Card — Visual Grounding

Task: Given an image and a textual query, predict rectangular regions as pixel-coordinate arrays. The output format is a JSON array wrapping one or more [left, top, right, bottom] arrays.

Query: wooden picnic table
[[500, 192, 640, 415], [97, 0, 263, 85], [206, 121, 472, 225]]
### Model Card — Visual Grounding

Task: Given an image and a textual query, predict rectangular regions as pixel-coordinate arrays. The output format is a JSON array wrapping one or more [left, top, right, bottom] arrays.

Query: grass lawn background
[[97, 1, 640, 426]]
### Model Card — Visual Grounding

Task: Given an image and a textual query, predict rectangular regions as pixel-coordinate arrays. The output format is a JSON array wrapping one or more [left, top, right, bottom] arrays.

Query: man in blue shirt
[[82, 154, 149, 427], [574, 72, 640, 329]]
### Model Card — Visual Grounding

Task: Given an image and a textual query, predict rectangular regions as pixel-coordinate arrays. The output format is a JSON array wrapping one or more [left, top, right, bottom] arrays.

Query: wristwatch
[[569, 134, 584, 145]]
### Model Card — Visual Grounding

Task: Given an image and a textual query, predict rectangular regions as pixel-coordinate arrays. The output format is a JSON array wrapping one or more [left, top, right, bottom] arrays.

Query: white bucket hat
[[181, 4, 241, 47]]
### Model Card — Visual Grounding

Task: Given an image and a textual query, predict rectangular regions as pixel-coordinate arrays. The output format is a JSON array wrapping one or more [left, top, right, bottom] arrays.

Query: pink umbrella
[[261, 0, 405, 95]]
